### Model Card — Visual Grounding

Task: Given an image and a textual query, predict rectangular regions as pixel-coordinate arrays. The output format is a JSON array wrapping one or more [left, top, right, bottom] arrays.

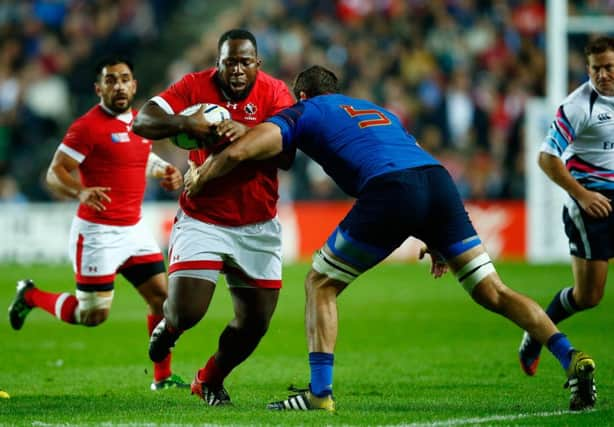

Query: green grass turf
[[0, 261, 612, 426]]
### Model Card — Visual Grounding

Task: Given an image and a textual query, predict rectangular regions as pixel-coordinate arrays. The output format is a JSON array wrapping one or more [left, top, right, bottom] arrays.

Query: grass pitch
[[0, 261, 612, 426]]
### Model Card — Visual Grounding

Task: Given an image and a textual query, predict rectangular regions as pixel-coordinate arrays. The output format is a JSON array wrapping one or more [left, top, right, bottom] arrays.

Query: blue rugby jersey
[[267, 94, 439, 197]]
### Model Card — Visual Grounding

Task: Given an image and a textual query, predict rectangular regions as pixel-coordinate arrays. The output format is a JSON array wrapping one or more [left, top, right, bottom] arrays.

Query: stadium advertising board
[[0, 200, 525, 263]]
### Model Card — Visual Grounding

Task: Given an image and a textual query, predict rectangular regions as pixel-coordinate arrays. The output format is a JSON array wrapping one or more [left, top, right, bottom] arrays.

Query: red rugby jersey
[[154, 68, 294, 226], [59, 105, 151, 226]]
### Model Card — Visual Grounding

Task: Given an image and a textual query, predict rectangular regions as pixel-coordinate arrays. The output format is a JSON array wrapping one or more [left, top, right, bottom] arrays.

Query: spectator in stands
[[1, 0, 612, 202]]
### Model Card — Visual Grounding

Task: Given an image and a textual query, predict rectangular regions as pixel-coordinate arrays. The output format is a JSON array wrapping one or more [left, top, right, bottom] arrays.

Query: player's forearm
[[227, 122, 284, 161], [146, 152, 171, 178], [538, 152, 587, 199], [46, 165, 83, 199], [203, 124, 283, 179], [196, 151, 241, 185], [192, 134, 262, 186], [132, 102, 189, 139]]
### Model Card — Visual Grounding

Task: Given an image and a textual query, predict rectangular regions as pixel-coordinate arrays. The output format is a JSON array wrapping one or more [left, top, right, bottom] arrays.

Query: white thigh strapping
[[74, 289, 114, 323], [455, 252, 496, 293], [312, 248, 362, 283]]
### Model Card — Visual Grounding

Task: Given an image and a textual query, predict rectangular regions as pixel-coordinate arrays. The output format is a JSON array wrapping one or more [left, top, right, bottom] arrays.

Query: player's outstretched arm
[[184, 122, 284, 197], [538, 151, 612, 218]]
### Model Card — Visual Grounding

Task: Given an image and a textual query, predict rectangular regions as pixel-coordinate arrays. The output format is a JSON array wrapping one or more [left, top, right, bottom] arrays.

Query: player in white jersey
[[519, 36, 614, 388]]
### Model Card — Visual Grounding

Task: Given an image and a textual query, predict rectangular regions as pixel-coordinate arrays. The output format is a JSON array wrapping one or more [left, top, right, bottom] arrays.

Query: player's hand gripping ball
[[171, 103, 231, 150]]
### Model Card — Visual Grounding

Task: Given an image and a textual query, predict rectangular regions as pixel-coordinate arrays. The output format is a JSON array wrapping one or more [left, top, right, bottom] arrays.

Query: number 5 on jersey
[[341, 105, 391, 128]]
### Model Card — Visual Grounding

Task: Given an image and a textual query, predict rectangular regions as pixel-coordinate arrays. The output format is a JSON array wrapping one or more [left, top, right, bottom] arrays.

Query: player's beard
[[109, 96, 132, 113]]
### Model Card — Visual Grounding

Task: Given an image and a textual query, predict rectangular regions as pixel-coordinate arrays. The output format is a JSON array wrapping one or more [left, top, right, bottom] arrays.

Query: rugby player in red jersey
[[8, 56, 187, 391], [132, 29, 295, 405]]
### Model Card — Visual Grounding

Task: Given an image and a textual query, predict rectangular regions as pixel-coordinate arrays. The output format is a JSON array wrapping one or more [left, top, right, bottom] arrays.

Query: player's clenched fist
[[160, 165, 183, 191]]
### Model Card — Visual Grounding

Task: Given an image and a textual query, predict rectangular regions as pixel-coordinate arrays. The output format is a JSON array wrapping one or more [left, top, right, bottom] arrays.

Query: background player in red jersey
[[8, 56, 186, 391], [132, 29, 295, 406]]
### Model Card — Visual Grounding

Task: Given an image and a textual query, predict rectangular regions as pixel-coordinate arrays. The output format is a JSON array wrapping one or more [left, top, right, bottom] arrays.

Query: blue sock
[[546, 333, 574, 370], [309, 352, 334, 397]]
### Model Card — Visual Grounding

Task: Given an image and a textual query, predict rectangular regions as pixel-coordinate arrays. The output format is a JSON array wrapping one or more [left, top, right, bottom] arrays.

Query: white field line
[[22, 410, 592, 427], [30, 423, 227, 427], [400, 410, 586, 427]]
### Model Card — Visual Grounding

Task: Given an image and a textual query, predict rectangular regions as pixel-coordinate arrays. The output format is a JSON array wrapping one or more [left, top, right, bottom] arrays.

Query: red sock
[[197, 356, 225, 388], [147, 314, 172, 382], [25, 288, 78, 324]]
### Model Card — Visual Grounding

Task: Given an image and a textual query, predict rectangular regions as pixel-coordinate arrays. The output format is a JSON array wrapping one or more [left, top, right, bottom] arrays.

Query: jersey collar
[[99, 102, 133, 124]]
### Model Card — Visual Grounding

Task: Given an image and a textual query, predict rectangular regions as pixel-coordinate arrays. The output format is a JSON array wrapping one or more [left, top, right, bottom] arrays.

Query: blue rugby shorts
[[327, 165, 478, 271]]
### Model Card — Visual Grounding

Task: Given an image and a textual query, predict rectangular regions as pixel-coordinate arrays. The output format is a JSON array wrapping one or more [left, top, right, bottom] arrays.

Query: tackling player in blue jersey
[[519, 36, 614, 382], [186, 65, 597, 412]]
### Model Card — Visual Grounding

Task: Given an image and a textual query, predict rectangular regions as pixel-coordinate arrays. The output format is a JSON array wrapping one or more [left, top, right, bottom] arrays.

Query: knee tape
[[312, 249, 361, 284], [455, 253, 496, 293], [75, 290, 114, 323]]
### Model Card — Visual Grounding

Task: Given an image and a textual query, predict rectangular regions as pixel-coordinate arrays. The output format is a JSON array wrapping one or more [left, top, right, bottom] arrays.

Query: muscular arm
[[221, 121, 284, 161], [538, 151, 612, 218], [184, 122, 284, 197], [132, 101, 214, 141], [132, 101, 189, 139], [46, 150, 84, 198], [46, 150, 111, 211]]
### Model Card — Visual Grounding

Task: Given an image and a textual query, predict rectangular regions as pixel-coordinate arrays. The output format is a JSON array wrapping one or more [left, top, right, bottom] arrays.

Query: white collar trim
[[99, 102, 133, 123]]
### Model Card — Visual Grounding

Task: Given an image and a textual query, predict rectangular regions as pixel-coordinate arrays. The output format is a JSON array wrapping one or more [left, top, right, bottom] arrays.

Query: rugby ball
[[171, 103, 231, 150]]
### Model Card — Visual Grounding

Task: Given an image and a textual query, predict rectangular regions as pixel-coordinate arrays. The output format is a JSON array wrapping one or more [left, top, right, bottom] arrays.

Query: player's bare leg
[[192, 287, 279, 406], [448, 245, 596, 410], [518, 256, 607, 376], [268, 268, 343, 412], [137, 272, 166, 315], [305, 270, 346, 354], [571, 257, 607, 308], [149, 276, 216, 362], [446, 246, 557, 343], [217, 287, 279, 373], [164, 275, 216, 329], [138, 272, 189, 390]]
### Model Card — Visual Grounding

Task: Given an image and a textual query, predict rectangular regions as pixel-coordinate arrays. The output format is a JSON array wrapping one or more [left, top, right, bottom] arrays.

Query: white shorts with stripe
[[68, 216, 164, 289], [168, 209, 282, 289]]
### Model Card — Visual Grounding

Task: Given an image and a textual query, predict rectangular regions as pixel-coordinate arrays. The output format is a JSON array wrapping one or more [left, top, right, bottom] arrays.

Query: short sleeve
[[269, 81, 295, 116], [540, 103, 586, 157], [267, 103, 306, 153], [60, 118, 91, 161], [153, 74, 195, 114]]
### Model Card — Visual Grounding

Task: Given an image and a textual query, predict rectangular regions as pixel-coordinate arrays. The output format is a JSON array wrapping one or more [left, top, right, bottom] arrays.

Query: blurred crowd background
[[0, 0, 612, 204]]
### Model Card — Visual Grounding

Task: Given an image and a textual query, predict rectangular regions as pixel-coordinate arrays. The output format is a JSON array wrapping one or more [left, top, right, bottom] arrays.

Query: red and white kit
[[151, 69, 294, 287], [59, 104, 164, 286]]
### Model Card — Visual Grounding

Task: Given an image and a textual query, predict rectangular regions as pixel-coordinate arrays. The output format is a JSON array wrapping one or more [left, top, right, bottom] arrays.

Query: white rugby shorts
[[68, 216, 163, 285], [168, 209, 282, 289]]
